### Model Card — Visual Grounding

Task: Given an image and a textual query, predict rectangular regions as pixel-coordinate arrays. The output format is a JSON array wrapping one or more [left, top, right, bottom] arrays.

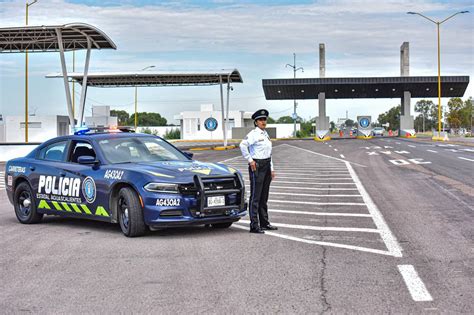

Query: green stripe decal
[[80, 205, 92, 215], [70, 203, 82, 214], [95, 206, 110, 217], [51, 201, 62, 211], [61, 203, 72, 212], [38, 200, 51, 210]]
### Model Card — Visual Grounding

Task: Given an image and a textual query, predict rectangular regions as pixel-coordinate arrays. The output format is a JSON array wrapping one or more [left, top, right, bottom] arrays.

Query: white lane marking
[[269, 209, 371, 217], [408, 145, 416, 148], [265, 181, 356, 185], [389, 159, 410, 165], [340, 154, 345, 158], [282, 143, 367, 167], [233, 224, 396, 256], [329, 145, 332, 147], [219, 155, 244, 163], [346, 161, 403, 257], [269, 199, 365, 206], [427, 150, 438, 153], [334, 148, 338, 152], [270, 171, 351, 175], [396, 142, 401, 144], [245, 185, 359, 191], [270, 192, 362, 198], [462, 148, 474, 152], [239, 220, 378, 233], [230, 166, 348, 171], [409, 158, 431, 164], [398, 265, 433, 302], [458, 156, 474, 162], [0, 171, 5, 190]]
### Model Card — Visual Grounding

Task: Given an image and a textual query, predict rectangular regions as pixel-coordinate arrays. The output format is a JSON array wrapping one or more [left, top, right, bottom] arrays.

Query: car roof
[[41, 132, 158, 145]]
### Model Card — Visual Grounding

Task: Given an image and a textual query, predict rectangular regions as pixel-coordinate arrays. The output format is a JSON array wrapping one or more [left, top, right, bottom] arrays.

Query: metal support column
[[219, 75, 227, 147], [225, 73, 231, 141], [55, 28, 75, 131], [78, 37, 91, 128]]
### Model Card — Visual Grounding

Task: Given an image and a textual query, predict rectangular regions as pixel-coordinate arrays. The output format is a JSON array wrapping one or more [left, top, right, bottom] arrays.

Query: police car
[[5, 129, 246, 237]]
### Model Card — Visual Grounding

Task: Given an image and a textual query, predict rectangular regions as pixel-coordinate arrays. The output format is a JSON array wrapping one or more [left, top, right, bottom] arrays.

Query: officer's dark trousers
[[248, 158, 272, 230]]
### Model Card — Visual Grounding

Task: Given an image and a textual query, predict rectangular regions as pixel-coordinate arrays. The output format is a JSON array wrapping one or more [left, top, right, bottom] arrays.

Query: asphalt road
[[0, 138, 472, 313]]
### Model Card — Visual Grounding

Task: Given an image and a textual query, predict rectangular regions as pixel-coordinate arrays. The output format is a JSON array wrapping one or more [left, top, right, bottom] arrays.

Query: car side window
[[38, 141, 68, 162], [69, 141, 96, 163]]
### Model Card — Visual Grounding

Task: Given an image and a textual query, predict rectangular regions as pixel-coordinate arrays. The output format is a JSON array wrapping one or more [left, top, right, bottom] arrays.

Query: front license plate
[[207, 196, 225, 207]]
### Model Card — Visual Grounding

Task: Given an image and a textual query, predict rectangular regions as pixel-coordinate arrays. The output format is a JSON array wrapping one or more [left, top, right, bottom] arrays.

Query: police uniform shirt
[[239, 127, 273, 171]]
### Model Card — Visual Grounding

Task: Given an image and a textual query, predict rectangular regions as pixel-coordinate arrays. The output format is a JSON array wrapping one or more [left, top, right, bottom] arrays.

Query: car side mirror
[[184, 152, 194, 159], [78, 155, 98, 165]]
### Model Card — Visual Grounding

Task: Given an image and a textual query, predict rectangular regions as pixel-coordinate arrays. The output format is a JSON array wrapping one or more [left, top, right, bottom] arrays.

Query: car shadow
[[29, 215, 247, 238]]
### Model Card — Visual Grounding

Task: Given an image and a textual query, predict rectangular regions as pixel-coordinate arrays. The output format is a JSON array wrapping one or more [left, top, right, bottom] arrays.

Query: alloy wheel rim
[[18, 191, 31, 218]]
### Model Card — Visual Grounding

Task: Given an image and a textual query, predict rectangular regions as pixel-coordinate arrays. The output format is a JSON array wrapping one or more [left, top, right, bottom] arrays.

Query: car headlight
[[144, 182, 179, 193]]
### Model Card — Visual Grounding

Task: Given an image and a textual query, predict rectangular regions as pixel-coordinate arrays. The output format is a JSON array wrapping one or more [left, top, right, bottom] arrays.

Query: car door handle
[[29, 166, 35, 171], [59, 172, 66, 177]]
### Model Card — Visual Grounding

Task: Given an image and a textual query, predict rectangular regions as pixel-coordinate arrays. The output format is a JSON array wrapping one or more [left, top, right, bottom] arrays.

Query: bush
[[164, 128, 180, 140]]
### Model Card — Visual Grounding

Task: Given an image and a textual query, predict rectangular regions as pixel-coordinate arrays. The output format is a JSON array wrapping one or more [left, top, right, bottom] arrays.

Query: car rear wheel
[[117, 187, 146, 237], [14, 182, 43, 224], [211, 222, 233, 229]]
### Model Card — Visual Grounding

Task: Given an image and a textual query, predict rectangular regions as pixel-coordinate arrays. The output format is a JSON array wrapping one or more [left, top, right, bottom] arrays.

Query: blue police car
[[5, 129, 247, 237]]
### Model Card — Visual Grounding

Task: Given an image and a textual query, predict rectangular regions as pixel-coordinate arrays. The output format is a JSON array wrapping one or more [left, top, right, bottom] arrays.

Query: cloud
[[0, 0, 472, 122]]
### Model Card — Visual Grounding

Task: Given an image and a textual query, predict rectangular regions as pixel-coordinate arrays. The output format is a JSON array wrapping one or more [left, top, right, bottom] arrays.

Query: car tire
[[117, 187, 146, 237], [211, 222, 233, 229], [14, 181, 43, 224]]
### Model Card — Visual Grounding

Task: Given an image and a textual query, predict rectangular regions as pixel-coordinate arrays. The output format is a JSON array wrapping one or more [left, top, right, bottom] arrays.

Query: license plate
[[207, 195, 225, 207]]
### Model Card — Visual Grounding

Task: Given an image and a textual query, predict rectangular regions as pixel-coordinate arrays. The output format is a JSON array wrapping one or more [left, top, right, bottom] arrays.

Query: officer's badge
[[261, 110, 265, 114]]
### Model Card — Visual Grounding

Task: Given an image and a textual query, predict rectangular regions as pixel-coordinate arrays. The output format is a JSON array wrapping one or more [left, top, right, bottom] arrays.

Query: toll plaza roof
[[262, 76, 469, 99], [0, 23, 116, 52], [46, 69, 243, 87]]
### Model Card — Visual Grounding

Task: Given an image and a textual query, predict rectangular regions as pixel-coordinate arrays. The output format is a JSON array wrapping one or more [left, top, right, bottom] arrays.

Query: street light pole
[[286, 53, 304, 137], [407, 10, 469, 139], [25, 0, 38, 143], [134, 65, 155, 130]]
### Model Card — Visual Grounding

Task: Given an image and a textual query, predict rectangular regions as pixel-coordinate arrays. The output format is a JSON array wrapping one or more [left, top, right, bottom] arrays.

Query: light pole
[[407, 10, 469, 140], [286, 53, 304, 137], [134, 65, 155, 129], [25, 0, 38, 143]]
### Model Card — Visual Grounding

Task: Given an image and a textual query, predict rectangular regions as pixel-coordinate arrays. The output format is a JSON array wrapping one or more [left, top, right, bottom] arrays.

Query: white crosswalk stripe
[[0, 171, 5, 190], [222, 143, 402, 257]]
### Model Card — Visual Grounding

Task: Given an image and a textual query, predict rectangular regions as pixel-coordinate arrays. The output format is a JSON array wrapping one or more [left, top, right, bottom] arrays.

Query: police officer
[[239, 109, 278, 234]]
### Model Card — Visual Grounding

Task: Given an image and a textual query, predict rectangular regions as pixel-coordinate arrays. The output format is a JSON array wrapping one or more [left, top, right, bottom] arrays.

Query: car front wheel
[[117, 187, 146, 237], [14, 181, 43, 224]]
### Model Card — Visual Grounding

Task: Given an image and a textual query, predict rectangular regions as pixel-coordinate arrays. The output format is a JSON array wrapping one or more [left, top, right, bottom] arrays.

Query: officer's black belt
[[253, 158, 271, 162]]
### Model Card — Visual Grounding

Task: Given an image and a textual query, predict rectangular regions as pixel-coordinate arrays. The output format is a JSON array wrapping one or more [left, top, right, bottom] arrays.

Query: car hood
[[116, 160, 239, 180]]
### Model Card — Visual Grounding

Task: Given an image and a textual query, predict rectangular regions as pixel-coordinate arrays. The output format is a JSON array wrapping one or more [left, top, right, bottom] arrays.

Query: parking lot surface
[[1, 139, 472, 313]]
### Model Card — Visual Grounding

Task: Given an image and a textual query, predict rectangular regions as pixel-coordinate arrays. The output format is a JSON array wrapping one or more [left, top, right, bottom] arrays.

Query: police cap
[[252, 109, 269, 120]]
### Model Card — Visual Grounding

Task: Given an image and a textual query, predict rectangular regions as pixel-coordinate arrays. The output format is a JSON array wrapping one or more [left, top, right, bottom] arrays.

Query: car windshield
[[97, 136, 188, 164]]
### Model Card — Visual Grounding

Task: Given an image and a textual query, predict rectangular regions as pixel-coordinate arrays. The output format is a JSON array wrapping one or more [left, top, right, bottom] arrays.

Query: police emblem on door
[[82, 176, 96, 203]]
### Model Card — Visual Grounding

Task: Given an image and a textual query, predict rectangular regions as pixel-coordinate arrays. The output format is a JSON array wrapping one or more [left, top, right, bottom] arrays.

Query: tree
[[277, 116, 294, 124], [447, 97, 463, 130], [378, 105, 401, 131], [330, 121, 336, 132], [459, 97, 472, 129], [267, 116, 276, 124], [128, 112, 167, 126], [414, 100, 434, 132], [344, 119, 355, 127], [110, 110, 130, 126]]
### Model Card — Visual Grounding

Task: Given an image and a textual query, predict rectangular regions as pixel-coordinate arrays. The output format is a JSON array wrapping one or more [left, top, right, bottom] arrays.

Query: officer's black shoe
[[249, 228, 265, 234], [261, 224, 278, 231]]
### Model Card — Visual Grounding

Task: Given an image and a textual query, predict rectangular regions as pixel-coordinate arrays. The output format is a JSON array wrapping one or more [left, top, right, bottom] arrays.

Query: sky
[[0, 0, 473, 125]]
